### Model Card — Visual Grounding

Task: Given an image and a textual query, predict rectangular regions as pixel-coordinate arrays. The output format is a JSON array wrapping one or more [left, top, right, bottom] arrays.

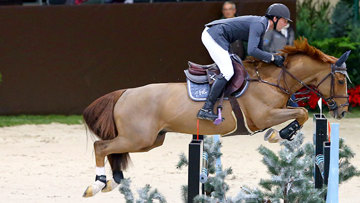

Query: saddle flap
[[188, 61, 218, 75], [184, 70, 208, 84], [185, 54, 247, 95], [224, 56, 247, 96]]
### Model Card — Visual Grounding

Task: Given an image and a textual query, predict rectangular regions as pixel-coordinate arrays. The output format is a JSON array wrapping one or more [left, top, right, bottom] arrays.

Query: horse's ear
[[335, 50, 351, 67]]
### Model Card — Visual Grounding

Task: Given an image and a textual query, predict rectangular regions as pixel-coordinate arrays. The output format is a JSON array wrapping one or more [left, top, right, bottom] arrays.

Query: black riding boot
[[197, 75, 227, 121]]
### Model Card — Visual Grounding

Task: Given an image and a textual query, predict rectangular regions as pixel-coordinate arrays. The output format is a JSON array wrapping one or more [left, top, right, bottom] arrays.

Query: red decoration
[[349, 85, 360, 107]]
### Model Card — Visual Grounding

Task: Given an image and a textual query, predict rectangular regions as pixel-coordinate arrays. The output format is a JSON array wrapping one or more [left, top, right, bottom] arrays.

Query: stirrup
[[213, 107, 224, 125], [197, 109, 218, 121]]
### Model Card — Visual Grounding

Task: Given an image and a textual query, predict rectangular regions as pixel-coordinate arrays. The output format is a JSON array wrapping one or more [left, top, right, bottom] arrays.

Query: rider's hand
[[272, 55, 285, 67]]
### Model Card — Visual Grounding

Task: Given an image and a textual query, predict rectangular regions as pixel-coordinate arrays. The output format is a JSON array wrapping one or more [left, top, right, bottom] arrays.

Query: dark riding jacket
[[206, 16, 272, 63]]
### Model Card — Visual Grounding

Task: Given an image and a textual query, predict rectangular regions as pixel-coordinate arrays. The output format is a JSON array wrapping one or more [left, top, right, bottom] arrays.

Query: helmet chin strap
[[271, 17, 280, 31]]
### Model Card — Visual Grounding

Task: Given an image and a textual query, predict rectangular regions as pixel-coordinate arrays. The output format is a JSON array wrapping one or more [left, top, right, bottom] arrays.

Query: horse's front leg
[[263, 107, 308, 143]]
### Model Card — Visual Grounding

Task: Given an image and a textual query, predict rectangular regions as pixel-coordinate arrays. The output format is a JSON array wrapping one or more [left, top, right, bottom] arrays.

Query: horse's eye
[[338, 80, 345, 85]]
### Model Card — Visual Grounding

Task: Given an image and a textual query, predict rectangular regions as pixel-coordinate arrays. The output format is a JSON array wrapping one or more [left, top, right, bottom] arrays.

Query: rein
[[247, 62, 349, 111]]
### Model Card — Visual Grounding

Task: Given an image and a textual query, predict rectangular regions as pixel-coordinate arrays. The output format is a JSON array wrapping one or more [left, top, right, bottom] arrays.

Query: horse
[[82, 38, 350, 197]]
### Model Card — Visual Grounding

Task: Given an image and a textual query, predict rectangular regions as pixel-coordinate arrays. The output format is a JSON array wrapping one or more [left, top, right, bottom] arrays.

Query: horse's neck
[[243, 56, 329, 94], [285, 55, 329, 93]]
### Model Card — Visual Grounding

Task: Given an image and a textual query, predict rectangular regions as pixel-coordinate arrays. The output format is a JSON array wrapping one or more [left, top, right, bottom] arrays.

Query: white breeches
[[201, 27, 234, 81]]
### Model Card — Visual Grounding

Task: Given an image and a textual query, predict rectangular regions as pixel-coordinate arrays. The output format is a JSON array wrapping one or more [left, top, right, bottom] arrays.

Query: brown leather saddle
[[184, 54, 250, 135], [185, 54, 247, 96]]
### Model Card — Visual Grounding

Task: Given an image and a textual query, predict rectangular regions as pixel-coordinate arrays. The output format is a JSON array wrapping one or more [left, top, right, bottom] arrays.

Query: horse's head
[[315, 51, 351, 119], [282, 38, 351, 119]]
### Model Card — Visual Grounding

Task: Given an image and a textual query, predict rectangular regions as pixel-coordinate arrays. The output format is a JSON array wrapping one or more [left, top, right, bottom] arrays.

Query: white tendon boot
[[83, 171, 106, 198], [264, 128, 281, 143], [101, 178, 119, 192], [83, 180, 106, 197], [102, 171, 123, 192]]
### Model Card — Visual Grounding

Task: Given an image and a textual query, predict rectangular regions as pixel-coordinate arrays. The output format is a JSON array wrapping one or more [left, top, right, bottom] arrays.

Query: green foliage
[[330, 0, 353, 37], [254, 133, 327, 202], [348, 24, 360, 42], [193, 168, 233, 203], [176, 152, 188, 169], [235, 133, 360, 202], [0, 115, 82, 127], [188, 133, 360, 202], [296, 0, 332, 41], [119, 178, 134, 203], [176, 136, 233, 202], [119, 178, 167, 203], [176, 130, 360, 202], [296, 0, 360, 85]]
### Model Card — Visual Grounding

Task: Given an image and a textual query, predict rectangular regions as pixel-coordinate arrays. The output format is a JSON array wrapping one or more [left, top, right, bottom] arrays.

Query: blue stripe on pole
[[326, 123, 339, 203]]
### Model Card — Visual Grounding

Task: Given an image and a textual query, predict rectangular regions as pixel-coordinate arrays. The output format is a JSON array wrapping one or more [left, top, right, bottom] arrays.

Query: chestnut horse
[[82, 39, 350, 197]]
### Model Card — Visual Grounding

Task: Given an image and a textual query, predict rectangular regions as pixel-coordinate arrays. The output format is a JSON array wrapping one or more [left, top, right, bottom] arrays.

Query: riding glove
[[272, 55, 285, 67]]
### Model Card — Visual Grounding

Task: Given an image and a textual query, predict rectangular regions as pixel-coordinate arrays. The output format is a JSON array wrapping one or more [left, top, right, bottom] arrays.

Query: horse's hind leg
[[83, 131, 159, 197], [102, 133, 166, 193], [83, 140, 116, 197], [101, 154, 125, 193]]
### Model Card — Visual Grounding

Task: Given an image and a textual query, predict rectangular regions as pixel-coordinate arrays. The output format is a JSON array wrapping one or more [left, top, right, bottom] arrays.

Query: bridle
[[312, 64, 349, 111], [248, 62, 349, 111]]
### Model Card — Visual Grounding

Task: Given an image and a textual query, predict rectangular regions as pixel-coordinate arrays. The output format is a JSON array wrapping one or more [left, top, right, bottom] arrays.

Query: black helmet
[[266, 3, 292, 22]]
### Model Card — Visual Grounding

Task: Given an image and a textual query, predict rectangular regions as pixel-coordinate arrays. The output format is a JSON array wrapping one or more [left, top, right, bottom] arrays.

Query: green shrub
[[330, 0, 354, 37], [296, 0, 360, 85], [296, 0, 332, 41]]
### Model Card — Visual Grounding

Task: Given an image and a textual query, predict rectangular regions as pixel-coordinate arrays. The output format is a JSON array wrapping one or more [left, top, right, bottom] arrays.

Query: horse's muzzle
[[331, 109, 347, 120]]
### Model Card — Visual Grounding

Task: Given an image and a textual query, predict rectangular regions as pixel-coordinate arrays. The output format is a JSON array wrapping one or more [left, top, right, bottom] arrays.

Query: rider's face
[[275, 17, 289, 31]]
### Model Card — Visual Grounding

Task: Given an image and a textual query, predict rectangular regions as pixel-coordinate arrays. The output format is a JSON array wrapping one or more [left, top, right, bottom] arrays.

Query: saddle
[[184, 54, 250, 135], [184, 54, 247, 96]]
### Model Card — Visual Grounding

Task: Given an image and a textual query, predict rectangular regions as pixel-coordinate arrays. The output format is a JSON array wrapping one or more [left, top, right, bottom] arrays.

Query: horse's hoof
[[82, 181, 106, 198], [102, 179, 119, 193], [83, 186, 93, 198], [264, 128, 281, 143]]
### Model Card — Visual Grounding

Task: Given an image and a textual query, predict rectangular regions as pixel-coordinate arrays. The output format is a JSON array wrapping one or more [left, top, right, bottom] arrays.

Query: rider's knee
[[222, 69, 234, 81]]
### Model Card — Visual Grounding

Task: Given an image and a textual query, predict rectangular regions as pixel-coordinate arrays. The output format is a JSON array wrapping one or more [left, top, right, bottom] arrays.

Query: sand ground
[[0, 118, 359, 202]]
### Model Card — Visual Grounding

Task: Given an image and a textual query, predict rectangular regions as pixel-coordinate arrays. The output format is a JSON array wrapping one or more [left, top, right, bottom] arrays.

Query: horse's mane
[[281, 37, 337, 63], [244, 37, 337, 64]]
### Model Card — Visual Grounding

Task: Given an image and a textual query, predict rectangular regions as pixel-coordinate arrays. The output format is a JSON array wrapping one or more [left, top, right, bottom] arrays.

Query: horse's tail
[[83, 89, 130, 171]]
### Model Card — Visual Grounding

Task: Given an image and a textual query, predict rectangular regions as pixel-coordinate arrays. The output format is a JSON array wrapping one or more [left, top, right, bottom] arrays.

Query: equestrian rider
[[197, 3, 292, 121]]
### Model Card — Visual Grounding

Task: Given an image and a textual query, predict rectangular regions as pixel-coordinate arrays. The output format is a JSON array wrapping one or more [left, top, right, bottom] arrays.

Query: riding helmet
[[265, 3, 292, 22]]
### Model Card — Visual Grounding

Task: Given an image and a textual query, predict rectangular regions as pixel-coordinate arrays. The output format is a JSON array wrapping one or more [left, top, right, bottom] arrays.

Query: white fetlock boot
[[102, 171, 123, 192], [83, 175, 106, 197], [264, 128, 281, 143], [102, 179, 119, 193]]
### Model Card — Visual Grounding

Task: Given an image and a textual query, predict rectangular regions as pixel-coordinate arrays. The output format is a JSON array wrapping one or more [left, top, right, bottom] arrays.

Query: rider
[[197, 3, 292, 121]]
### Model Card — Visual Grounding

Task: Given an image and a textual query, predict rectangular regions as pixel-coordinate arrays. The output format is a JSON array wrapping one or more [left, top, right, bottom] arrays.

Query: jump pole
[[326, 123, 339, 203], [313, 114, 340, 202], [313, 113, 329, 189], [188, 134, 204, 203]]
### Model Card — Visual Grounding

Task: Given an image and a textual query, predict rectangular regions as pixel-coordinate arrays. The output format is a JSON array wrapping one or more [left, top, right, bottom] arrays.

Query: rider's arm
[[247, 22, 273, 63]]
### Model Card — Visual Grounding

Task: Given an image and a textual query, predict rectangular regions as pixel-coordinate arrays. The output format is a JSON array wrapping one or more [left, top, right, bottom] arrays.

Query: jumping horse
[[82, 38, 351, 197]]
